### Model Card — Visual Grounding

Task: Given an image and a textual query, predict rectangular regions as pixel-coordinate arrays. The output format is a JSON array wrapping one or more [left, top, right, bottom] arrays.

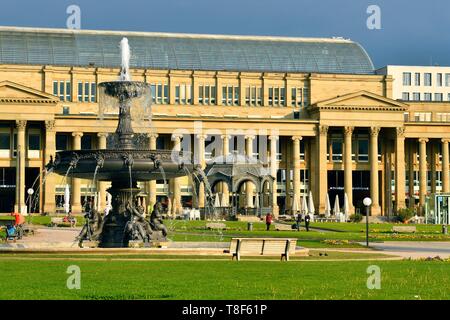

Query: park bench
[[206, 222, 227, 230], [315, 218, 340, 223], [392, 226, 417, 233], [228, 238, 297, 261], [50, 217, 76, 228]]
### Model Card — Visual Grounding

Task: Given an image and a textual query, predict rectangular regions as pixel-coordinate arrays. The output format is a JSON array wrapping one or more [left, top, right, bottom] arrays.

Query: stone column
[[408, 140, 416, 209], [148, 133, 158, 211], [43, 120, 56, 213], [442, 139, 450, 193], [15, 120, 27, 214], [419, 138, 428, 212], [269, 135, 279, 217], [171, 134, 183, 216], [71, 132, 83, 213], [245, 135, 256, 208], [344, 126, 354, 214], [292, 135, 302, 213], [97, 133, 108, 212], [196, 134, 207, 208], [395, 128, 406, 211], [221, 134, 231, 206], [370, 127, 381, 215], [316, 125, 328, 213], [431, 141, 437, 194]]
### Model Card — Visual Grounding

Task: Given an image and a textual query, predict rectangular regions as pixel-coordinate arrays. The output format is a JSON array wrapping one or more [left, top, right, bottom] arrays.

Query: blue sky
[[0, 0, 449, 69]]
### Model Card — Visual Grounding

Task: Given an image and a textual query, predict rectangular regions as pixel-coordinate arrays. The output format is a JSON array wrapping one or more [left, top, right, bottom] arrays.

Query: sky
[[0, 0, 449, 69]]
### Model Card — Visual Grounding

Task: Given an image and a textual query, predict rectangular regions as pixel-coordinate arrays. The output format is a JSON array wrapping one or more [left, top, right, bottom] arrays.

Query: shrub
[[396, 208, 415, 223], [349, 213, 363, 223]]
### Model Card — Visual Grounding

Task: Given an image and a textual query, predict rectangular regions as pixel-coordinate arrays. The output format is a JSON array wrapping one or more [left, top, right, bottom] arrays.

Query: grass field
[[0, 256, 448, 300], [162, 220, 450, 247]]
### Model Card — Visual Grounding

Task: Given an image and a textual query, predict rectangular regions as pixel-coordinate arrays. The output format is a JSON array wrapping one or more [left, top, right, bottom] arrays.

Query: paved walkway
[[20, 227, 80, 243], [367, 241, 450, 259]]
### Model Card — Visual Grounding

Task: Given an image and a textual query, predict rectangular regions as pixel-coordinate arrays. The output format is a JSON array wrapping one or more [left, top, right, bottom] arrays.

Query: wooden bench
[[50, 217, 76, 228], [316, 218, 340, 223], [392, 226, 417, 233], [229, 238, 297, 261]]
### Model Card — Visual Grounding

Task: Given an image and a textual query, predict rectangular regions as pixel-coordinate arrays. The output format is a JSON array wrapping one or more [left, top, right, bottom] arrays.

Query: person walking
[[296, 213, 302, 231], [265, 213, 273, 231], [305, 213, 311, 232]]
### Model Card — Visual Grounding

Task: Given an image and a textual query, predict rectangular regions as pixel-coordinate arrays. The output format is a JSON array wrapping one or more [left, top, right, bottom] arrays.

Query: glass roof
[[0, 28, 374, 74]]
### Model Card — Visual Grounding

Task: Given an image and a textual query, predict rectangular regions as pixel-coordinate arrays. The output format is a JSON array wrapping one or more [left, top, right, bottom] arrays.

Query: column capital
[[418, 138, 429, 144], [370, 126, 381, 137], [97, 132, 109, 138], [344, 126, 354, 136], [291, 135, 303, 142], [245, 134, 256, 141], [221, 134, 232, 141], [316, 125, 329, 136], [147, 133, 159, 139], [72, 132, 83, 138], [196, 134, 207, 140], [15, 120, 27, 130], [268, 135, 279, 141], [45, 120, 56, 132], [396, 127, 405, 138], [171, 133, 183, 141], [441, 138, 450, 144]]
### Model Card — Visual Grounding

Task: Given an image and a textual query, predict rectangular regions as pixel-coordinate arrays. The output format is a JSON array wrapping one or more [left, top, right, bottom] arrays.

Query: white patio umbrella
[[343, 193, 350, 222], [214, 193, 222, 208], [333, 194, 341, 217], [301, 194, 308, 215], [324, 193, 331, 218], [167, 197, 172, 217], [254, 192, 260, 209], [105, 192, 112, 215], [308, 191, 315, 215], [95, 192, 101, 212], [142, 197, 147, 216], [291, 193, 300, 214], [63, 184, 70, 214], [221, 192, 229, 207]]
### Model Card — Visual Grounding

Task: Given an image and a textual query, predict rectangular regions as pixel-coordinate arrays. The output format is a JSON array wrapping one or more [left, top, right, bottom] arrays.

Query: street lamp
[[363, 197, 372, 247], [27, 188, 34, 222]]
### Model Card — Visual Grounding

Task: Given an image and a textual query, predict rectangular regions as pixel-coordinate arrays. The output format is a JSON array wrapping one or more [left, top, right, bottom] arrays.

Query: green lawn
[[0, 250, 390, 261], [0, 257, 448, 300], [162, 220, 450, 247]]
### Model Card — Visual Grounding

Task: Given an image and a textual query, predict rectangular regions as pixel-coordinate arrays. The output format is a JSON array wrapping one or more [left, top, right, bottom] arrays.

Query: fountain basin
[[53, 149, 194, 181]]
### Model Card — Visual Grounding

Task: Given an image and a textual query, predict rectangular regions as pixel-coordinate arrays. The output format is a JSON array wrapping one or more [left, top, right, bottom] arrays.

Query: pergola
[[194, 154, 275, 217]]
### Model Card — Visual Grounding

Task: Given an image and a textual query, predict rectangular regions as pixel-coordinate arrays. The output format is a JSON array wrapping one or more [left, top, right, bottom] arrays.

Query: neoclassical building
[[0, 26, 448, 217]]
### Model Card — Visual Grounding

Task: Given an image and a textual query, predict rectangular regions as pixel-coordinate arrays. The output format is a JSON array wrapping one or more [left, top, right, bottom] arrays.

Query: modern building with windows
[[376, 65, 450, 103], [0, 26, 449, 217]]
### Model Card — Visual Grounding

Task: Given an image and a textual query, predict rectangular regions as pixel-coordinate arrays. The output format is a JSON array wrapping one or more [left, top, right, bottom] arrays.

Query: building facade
[[0, 27, 449, 216], [377, 65, 450, 105]]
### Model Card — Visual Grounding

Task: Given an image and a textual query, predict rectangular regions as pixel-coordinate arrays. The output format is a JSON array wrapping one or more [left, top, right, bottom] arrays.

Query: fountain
[[48, 38, 194, 248]]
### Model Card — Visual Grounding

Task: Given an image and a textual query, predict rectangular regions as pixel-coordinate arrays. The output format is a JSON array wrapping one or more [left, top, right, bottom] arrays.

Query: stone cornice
[[311, 105, 406, 112]]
